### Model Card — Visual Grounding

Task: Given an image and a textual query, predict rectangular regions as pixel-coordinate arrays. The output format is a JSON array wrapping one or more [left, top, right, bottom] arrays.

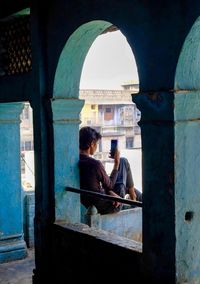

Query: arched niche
[[175, 16, 200, 284]]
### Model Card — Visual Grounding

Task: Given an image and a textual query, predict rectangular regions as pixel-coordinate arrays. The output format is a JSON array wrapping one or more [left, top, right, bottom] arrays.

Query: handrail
[[66, 186, 142, 208]]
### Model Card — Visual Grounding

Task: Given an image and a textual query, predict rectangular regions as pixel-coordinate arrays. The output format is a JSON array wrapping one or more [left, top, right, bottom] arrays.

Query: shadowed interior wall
[[1, 1, 200, 283]]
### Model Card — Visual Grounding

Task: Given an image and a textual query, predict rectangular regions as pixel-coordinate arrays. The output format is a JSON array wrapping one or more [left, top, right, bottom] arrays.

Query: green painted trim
[[53, 20, 113, 99], [175, 16, 200, 91], [11, 8, 30, 16]]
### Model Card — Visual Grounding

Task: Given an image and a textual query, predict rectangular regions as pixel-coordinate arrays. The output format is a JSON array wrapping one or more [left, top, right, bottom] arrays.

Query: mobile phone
[[110, 139, 118, 158]]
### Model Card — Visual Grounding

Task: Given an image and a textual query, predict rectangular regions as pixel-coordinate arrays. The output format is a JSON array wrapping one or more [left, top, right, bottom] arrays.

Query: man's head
[[79, 126, 102, 151]]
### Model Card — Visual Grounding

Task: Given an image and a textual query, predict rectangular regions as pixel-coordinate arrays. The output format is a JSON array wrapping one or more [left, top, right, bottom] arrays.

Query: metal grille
[[0, 15, 32, 76]]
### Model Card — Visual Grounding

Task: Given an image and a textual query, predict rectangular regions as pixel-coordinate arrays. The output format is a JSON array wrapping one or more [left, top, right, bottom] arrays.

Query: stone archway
[[52, 20, 120, 222]]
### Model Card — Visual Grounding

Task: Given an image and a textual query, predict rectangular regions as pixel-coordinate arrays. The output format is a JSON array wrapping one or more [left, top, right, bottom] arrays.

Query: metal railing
[[66, 186, 142, 208]]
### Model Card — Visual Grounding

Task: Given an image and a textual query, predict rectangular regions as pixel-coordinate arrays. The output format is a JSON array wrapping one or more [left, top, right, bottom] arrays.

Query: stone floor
[[0, 249, 35, 284]]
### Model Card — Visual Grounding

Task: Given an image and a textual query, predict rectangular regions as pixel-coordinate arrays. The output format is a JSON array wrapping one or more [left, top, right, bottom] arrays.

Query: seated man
[[78, 126, 142, 215], [113, 157, 142, 203]]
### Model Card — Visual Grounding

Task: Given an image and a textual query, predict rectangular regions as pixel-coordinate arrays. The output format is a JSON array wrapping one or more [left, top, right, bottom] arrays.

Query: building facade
[[20, 87, 141, 179]]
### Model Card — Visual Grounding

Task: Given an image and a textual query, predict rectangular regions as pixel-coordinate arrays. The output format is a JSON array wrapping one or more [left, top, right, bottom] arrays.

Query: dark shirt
[[78, 154, 119, 210]]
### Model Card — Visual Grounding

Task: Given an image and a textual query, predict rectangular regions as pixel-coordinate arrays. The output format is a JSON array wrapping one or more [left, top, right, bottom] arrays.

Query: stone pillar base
[[0, 235, 27, 263]]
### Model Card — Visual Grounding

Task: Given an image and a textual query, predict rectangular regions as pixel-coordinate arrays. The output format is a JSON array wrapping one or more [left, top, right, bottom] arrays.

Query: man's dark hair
[[79, 126, 102, 150]]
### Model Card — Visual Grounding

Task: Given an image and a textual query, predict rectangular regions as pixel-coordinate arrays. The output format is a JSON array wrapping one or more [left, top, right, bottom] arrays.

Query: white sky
[[80, 30, 139, 90]]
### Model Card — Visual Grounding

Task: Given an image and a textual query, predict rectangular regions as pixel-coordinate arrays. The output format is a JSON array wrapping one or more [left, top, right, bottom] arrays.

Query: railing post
[[84, 205, 101, 229]]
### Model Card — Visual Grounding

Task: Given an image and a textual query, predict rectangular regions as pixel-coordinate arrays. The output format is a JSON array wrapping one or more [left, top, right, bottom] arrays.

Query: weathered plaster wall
[[52, 21, 113, 222], [0, 102, 27, 262], [133, 91, 175, 282], [175, 16, 200, 283], [84, 207, 142, 242], [2, 0, 200, 283], [46, 0, 200, 93], [37, 1, 200, 282], [23, 191, 35, 248]]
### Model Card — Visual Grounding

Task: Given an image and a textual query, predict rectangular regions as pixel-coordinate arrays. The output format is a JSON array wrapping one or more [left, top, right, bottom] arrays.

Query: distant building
[[20, 86, 141, 181], [79, 85, 141, 159], [121, 80, 139, 91], [20, 86, 141, 154], [20, 103, 34, 152]]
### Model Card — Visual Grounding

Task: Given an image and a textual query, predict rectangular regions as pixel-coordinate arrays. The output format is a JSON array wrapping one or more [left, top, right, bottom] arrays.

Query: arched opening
[[175, 15, 200, 283], [53, 20, 142, 242], [78, 29, 142, 241], [53, 20, 120, 222], [79, 29, 142, 192]]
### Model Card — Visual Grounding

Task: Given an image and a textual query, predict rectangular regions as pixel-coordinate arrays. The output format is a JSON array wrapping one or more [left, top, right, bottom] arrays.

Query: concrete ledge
[[82, 206, 142, 242], [52, 222, 143, 282], [55, 221, 142, 252]]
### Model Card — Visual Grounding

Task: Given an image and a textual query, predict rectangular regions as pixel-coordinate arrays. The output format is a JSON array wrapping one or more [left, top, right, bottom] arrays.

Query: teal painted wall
[[0, 102, 27, 262], [52, 99, 83, 222], [0, 103, 22, 236], [175, 16, 200, 283], [2, 0, 200, 282], [52, 21, 114, 222], [46, 2, 200, 282]]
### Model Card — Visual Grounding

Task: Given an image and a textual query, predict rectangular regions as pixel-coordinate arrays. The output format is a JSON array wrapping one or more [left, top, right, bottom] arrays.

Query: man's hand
[[109, 190, 121, 207], [128, 186, 137, 201]]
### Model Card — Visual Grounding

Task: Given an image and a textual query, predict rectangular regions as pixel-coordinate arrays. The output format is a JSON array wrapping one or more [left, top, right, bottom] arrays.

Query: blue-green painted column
[[174, 16, 200, 283], [52, 20, 112, 222], [0, 102, 27, 263], [52, 98, 84, 222], [175, 92, 200, 283], [133, 91, 175, 283]]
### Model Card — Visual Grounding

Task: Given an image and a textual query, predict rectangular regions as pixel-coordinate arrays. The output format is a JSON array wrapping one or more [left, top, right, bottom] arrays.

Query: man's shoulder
[[79, 155, 101, 166]]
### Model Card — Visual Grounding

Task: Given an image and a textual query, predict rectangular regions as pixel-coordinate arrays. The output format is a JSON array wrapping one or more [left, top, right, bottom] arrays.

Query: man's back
[[79, 154, 105, 193]]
